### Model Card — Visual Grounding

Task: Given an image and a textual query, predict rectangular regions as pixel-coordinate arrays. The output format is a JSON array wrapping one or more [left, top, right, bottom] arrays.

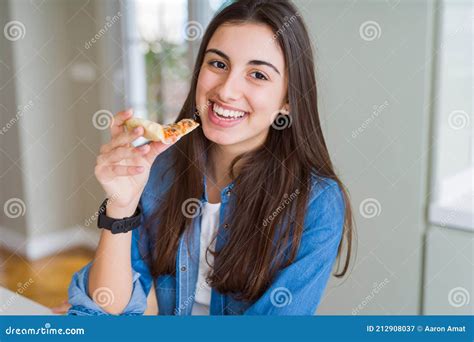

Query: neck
[[208, 144, 245, 187], [207, 131, 269, 188]]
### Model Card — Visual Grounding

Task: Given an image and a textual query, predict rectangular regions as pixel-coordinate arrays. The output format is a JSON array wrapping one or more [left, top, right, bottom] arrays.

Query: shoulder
[[304, 172, 346, 233], [307, 173, 344, 206]]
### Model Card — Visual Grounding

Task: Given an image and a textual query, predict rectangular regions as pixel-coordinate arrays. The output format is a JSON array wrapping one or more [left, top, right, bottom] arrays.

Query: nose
[[216, 71, 243, 103]]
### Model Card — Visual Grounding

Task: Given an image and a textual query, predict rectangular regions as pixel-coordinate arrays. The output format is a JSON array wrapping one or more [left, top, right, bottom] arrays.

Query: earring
[[272, 111, 292, 130]]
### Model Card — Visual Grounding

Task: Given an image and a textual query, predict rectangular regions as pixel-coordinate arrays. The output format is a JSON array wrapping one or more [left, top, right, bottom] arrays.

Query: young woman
[[68, 0, 353, 316]]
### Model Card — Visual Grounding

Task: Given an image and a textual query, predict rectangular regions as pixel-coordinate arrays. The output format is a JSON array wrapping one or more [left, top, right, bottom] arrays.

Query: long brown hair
[[145, 0, 354, 302]]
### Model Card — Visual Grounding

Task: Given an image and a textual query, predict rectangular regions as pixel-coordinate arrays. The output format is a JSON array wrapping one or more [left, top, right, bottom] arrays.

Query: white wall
[[294, 0, 435, 314]]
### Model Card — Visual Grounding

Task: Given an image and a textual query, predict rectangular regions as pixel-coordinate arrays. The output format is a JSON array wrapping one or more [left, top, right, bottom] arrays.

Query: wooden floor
[[0, 246, 94, 309]]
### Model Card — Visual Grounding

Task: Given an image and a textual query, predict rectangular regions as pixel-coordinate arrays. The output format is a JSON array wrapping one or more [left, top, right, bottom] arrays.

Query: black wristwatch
[[97, 198, 142, 234]]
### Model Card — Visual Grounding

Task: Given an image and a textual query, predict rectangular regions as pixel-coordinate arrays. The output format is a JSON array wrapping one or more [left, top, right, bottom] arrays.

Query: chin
[[201, 124, 241, 146]]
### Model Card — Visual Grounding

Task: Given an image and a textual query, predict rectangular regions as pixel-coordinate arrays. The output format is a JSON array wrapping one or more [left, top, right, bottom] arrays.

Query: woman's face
[[196, 23, 288, 149]]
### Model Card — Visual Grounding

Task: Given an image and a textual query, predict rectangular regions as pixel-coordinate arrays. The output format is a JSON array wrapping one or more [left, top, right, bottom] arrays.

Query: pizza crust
[[124, 117, 165, 142]]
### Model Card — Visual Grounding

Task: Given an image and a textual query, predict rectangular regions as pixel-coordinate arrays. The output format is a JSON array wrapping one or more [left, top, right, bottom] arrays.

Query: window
[[428, 0, 473, 231], [121, 0, 229, 125]]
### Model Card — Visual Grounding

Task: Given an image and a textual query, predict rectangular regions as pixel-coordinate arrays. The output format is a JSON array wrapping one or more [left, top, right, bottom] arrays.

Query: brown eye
[[250, 71, 268, 81], [209, 60, 227, 69]]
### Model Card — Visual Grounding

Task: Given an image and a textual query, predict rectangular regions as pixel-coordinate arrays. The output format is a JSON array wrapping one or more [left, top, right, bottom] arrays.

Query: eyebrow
[[205, 48, 281, 76]]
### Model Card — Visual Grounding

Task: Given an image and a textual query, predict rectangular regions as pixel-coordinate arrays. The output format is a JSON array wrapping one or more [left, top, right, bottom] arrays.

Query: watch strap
[[97, 198, 142, 234]]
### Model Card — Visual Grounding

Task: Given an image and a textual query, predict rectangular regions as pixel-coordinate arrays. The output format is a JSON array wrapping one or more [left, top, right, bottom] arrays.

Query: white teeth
[[212, 103, 246, 119]]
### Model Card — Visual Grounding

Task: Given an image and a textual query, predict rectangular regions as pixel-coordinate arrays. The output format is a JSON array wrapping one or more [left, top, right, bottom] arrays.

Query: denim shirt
[[68, 145, 345, 316]]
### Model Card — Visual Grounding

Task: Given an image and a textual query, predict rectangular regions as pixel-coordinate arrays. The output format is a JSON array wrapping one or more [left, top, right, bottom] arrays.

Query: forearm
[[88, 204, 136, 315]]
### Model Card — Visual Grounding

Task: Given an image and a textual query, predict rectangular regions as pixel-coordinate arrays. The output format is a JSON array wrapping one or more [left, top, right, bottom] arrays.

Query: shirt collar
[[202, 146, 234, 203], [202, 172, 235, 204]]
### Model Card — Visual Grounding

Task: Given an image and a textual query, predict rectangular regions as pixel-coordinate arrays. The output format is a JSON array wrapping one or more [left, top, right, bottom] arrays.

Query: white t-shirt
[[191, 201, 221, 315]]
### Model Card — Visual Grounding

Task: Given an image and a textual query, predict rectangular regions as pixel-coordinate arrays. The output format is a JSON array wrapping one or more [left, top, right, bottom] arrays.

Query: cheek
[[247, 91, 280, 124], [197, 68, 220, 96]]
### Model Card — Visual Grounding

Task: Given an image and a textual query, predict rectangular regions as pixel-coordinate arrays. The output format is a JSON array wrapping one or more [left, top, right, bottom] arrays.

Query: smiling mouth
[[208, 100, 249, 121]]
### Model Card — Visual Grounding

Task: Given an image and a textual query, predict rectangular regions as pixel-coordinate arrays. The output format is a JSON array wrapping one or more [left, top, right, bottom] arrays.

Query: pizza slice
[[124, 117, 199, 144]]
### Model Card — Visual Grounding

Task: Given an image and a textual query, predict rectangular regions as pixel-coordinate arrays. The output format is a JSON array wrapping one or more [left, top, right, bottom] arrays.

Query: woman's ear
[[280, 103, 290, 115]]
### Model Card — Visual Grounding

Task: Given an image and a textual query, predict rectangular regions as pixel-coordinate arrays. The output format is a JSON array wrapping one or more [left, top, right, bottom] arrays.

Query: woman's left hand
[[51, 300, 71, 314]]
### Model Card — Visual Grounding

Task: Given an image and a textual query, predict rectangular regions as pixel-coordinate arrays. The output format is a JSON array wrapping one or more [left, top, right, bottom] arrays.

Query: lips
[[207, 101, 249, 128]]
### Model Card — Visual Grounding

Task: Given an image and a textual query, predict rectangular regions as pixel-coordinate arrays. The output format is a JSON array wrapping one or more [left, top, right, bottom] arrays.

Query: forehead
[[206, 22, 285, 70]]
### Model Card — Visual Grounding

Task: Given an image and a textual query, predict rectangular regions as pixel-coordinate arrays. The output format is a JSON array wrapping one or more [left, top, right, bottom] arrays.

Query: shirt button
[[226, 190, 231, 196], [180, 266, 187, 272]]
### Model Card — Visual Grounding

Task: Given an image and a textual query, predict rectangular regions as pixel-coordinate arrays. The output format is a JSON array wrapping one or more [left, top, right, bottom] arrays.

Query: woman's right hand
[[94, 109, 174, 211]]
